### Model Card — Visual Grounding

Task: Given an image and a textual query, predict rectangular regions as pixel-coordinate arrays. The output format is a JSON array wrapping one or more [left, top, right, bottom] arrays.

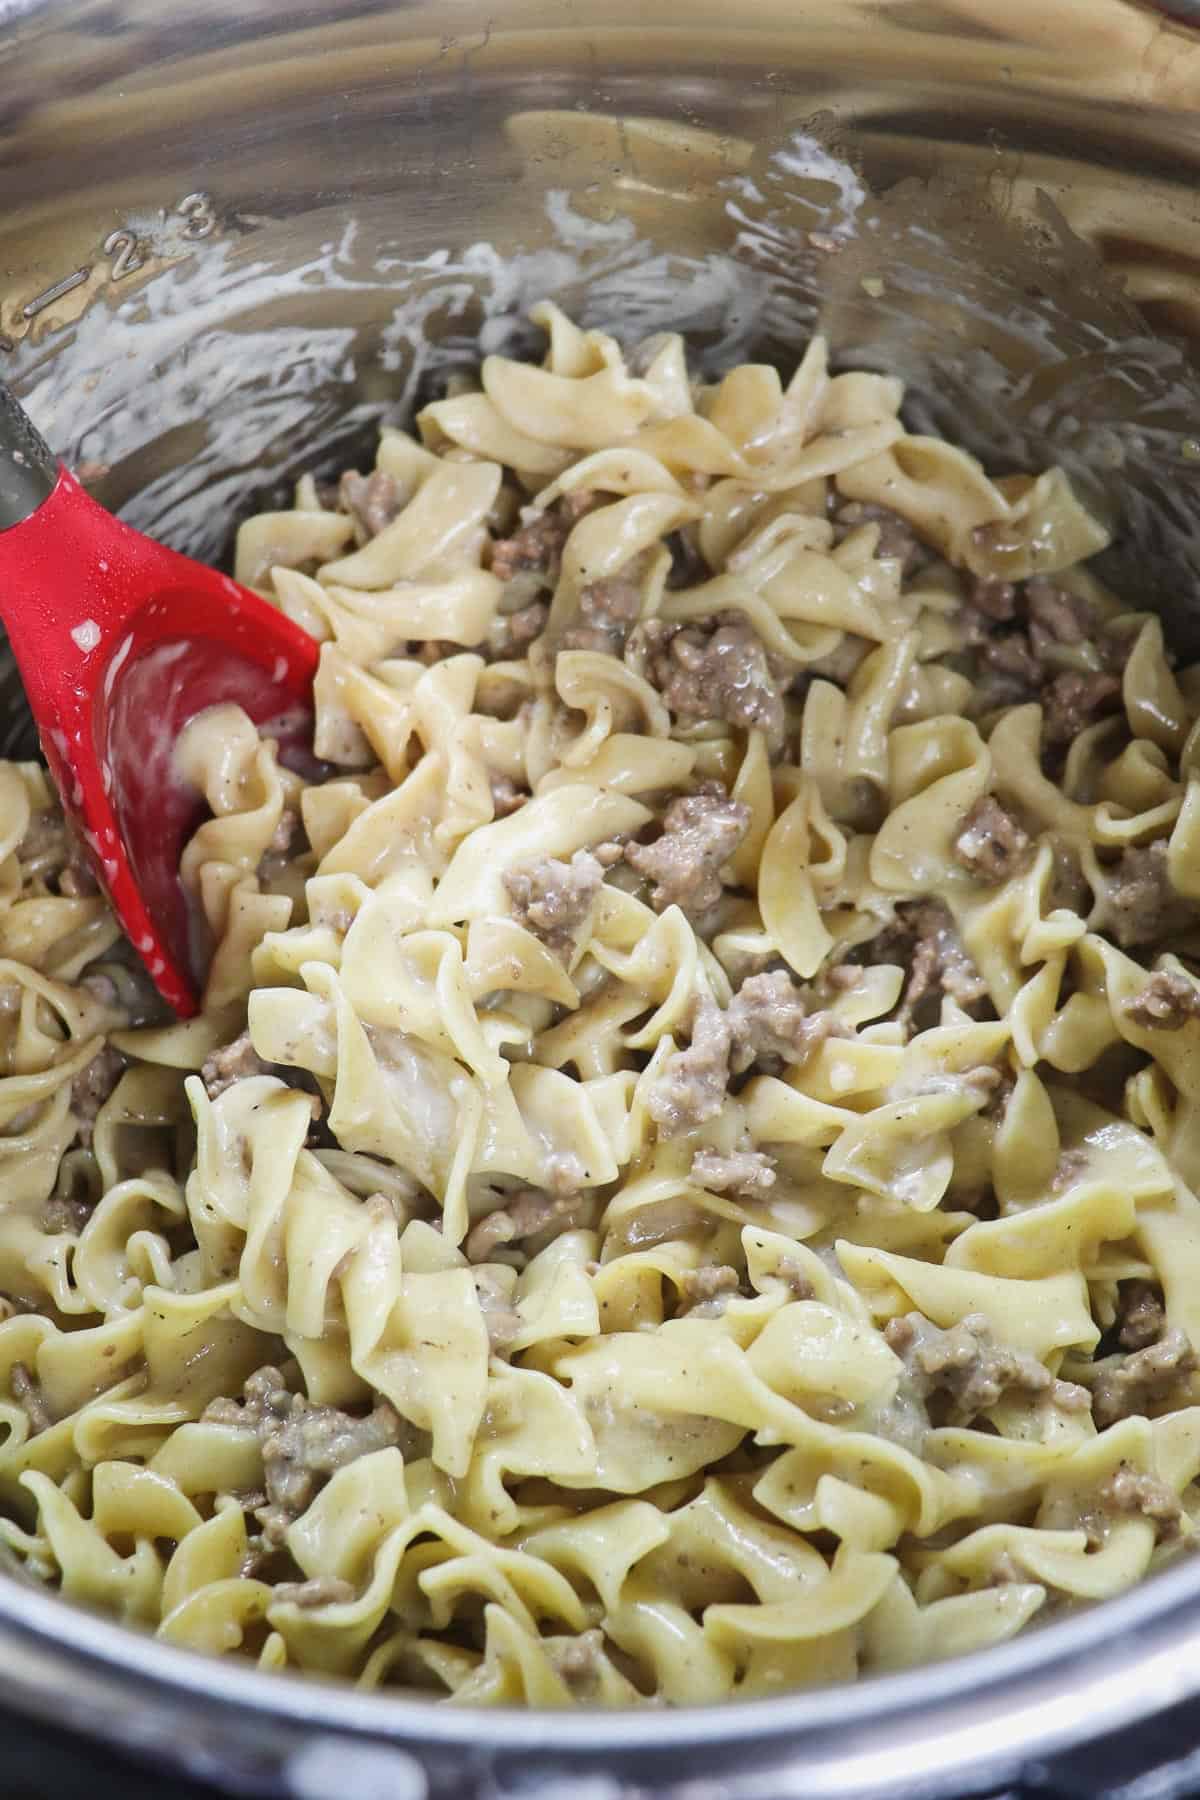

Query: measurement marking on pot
[[177, 192, 216, 239], [23, 267, 90, 319], [103, 228, 145, 281]]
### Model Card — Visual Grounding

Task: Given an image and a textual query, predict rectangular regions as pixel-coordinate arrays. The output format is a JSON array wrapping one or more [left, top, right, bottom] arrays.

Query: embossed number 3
[[177, 192, 217, 240]]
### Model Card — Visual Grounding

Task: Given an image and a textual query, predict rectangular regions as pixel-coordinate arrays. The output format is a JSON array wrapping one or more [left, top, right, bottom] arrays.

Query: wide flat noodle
[[2, 307, 1197, 1711]]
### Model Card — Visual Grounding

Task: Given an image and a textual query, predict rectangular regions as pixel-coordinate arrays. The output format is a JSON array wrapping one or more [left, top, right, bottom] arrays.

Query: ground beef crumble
[[338, 469, 400, 540], [464, 1187, 593, 1264], [689, 1146, 777, 1195], [202, 1367, 410, 1545], [961, 574, 1120, 736], [832, 501, 930, 577], [41, 1193, 93, 1236], [884, 1312, 1052, 1424], [648, 997, 731, 1138], [624, 783, 749, 924], [272, 1575, 357, 1608], [486, 600, 549, 661], [561, 552, 652, 657], [864, 900, 987, 1023], [549, 1629, 607, 1693], [1041, 671, 1123, 747], [1099, 1464, 1183, 1542], [952, 795, 1032, 884], [1092, 1329, 1197, 1429], [201, 1032, 274, 1100], [1103, 841, 1193, 950], [503, 849, 604, 960], [675, 1263, 742, 1318], [1124, 969, 1200, 1029], [10, 1361, 51, 1435], [630, 617, 786, 752], [18, 810, 69, 878], [257, 807, 306, 888], [471, 1267, 524, 1354], [973, 629, 1044, 709], [489, 490, 598, 586], [1025, 577, 1097, 651], [968, 576, 1019, 621], [70, 1044, 125, 1147], [489, 772, 529, 818], [725, 970, 844, 1075], [1117, 1282, 1167, 1351]]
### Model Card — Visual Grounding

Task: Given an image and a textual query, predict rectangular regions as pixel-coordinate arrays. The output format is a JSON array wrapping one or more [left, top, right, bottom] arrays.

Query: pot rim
[[3, 1528, 1200, 1792]]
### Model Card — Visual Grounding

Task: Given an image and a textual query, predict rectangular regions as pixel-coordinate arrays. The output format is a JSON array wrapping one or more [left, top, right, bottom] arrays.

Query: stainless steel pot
[[3, 2, 1200, 1794]]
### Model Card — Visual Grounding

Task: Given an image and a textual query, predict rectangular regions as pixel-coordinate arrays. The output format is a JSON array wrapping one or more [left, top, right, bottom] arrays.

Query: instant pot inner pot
[[5, 10, 1200, 678], [5, 2, 1200, 1791]]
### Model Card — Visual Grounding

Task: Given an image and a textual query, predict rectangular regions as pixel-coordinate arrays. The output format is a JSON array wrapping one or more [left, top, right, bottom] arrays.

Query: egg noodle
[[0, 305, 1197, 1703]]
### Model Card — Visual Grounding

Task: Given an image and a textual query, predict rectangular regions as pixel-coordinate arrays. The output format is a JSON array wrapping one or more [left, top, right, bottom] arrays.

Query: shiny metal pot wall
[[3, 2, 1200, 1795]]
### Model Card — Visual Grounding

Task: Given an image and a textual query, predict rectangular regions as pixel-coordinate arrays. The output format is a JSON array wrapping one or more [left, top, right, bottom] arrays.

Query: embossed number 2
[[103, 228, 144, 281]]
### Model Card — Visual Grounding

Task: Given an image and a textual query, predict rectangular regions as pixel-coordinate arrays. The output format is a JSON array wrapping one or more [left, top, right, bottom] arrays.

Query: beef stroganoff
[[0, 304, 1198, 1703]]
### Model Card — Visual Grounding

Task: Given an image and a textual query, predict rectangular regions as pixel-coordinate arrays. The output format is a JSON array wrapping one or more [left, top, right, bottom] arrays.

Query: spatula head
[[0, 467, 319, 1016]]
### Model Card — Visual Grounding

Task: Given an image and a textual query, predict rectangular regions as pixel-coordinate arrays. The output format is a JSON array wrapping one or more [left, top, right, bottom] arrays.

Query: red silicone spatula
[[0, 382, 319, 1019]]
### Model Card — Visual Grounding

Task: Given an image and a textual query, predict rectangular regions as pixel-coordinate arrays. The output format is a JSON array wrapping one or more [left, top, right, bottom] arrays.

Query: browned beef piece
[[832, 500, 929, 577], [665, 527, 708, 590], [689, 1146, 777, 1195], [725, 970, 842, 1075], [471, 1267, 524, 1353], [1124, 969, 1200, 1030], [202, 1367, 410, 1545], [17, 809, 98, 898], [1092, 1329, 1196, 1429], [550, 1629, 607, 1695], [648, 997, 731, 1138], [982, 631, 1043, 690], [1041, 671, 1123, 746], [675, 1263, 742, 1318], [464, 1187, 593, 1264], [41, 1194, 93, 1236], [338, 469, 400, 540], [1025, 577, 1096, 650], [907, 901, 988, 1012], [489, 772, 528, 818], [631, 617, 786, 752], [1117, 1282, 1167, 1352], [489, 490, 598, 585], [774, 1258, 816, 1299], [802, 634, 871, 688], [59, 823, 100, 897], [1098, 1463, 1183, 1542], [561, 554, 651, 657], [486, 600, 550, 661], [952, 795, 1032, 884], [70, 1044, 125, 1147], [17, 809, 67, 872], [1105, 841, 1192, 950], [884, 1312, 1051, 1424], [969, 577, 1019, 622], [503, 849, 604, 960], [10, 1362, 51, 1434], [1045, 836, 1089, 913], [257, 807, 307, 888], [624, 784, 750, 925], [272, 1576, 356, 1608], [201, 1032, 273, 1100], [867, 900, 987, 1021]]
